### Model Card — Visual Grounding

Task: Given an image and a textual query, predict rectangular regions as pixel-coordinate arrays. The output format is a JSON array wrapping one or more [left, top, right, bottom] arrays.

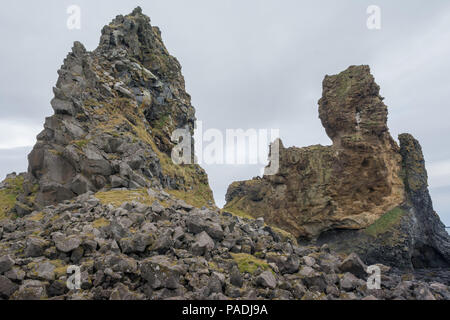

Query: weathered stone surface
[[110, 283, 144, 300], [191, 231, 215, 256], [22, 6, 214, 209], [256, 271, 277, 289], [399, 134, 450, 268], [31, 261, 56, 281], [10, 280, 47, 300], [186, 215, 224, 240], [230, 266, 243, 288], [226, 66, 405, 241], [24, 237, 49, 258], [225, 65, 450, 269], [0, 255, 14, 274], [152, 232, 173, 254], [0, 275, 18, 298], [339, 273, 361, 291], [141, 255, 182, 290], [339, 253, 367, 279], [266, 253, 300, 274], [53, 233, 82, 253]]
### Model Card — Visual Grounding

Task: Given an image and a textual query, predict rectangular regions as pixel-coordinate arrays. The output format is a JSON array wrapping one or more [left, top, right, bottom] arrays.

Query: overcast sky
[[0, 0, 449, 226]]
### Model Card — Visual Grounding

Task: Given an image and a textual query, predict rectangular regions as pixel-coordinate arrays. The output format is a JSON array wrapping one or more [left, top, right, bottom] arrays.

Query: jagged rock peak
[[96, 7, 175, 72], [23, 8, 213, 207], [399, 133, 429, 195]]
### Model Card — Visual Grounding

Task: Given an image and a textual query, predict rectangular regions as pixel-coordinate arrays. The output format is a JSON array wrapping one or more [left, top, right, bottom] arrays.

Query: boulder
[[230, 266, 243, 288], [141, 256, 182, 290], [53, 233, 82, 253], [11, 280, 47, 300], [0, 275, 18, 298], [340, 273, 362, 291], [191, 232, 215, 256], [110, 283, 144, 300], [24, 237, 49, 258], [339, 253, 367, 279], [256, 271, 277, 289], [0, 255, 14, 274]]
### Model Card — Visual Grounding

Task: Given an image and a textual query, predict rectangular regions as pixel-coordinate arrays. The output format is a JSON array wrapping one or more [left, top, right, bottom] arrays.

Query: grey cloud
[[0, 147, 31, 181]]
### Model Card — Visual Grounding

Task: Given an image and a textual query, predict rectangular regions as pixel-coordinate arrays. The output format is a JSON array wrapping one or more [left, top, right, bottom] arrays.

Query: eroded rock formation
[[25, 7, 213, 208], [225, 66, 450, 269]]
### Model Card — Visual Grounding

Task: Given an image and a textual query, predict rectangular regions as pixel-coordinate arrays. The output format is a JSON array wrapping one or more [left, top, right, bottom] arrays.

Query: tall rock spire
[[225, 65, 449, 268], [399, 134, 450, 267], [24, 8, 213, 207]]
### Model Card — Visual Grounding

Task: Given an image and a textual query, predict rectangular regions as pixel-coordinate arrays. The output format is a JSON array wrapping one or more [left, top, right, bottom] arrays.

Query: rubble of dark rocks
[[0, 188, 448, 300]]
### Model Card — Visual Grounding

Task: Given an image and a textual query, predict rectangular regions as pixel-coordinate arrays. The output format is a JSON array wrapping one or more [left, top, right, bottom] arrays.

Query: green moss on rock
[[230, 253, 271, 274], [0, 175, 26, 220], [365, 207, 405, 237]]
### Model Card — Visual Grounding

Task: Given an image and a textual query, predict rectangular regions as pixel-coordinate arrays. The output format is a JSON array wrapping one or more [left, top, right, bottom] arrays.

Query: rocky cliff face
[[399, 134, 450, 267], [225, 66, 450, 269], [24, 7, 213, 209]]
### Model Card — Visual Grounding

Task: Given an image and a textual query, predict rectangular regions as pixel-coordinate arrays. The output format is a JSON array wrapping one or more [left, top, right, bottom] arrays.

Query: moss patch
[[166, 183, 213, 209], [230, 253, 270, 274], [208, 261, 225, 273], [95, 188, 163, 207], [92, 217, 111, 229], [27, 212, 45, 222], [223, 197, 256, 220], [72, 139, 90, 149], [365, 207, 405, 237], [0, 175, 25, 220], [51, 260, 69, 278], [0, 191, 17, 220], [272, 226, 298, 245], [88, 96, 215, 208]]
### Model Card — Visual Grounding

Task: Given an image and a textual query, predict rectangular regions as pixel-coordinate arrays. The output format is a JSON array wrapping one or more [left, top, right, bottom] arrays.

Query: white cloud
[[0, 120, 41, 149], [428, 160, 450, 189], [374, 9, 450, 84]]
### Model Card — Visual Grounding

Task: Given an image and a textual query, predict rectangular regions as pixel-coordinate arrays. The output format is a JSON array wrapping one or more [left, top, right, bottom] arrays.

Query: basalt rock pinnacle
[[22, 7, 214, 208], [225, 65, 450, 269]]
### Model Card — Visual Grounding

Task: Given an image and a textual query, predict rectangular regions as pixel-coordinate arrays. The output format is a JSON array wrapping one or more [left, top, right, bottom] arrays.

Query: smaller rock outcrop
[[399, 134, 450, 267], [225, 65, 450, 269]]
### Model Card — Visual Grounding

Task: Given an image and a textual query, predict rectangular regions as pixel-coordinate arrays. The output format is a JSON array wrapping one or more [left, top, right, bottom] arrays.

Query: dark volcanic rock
[[399, 134, 450, 268], [23, 7, 214, 208]]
